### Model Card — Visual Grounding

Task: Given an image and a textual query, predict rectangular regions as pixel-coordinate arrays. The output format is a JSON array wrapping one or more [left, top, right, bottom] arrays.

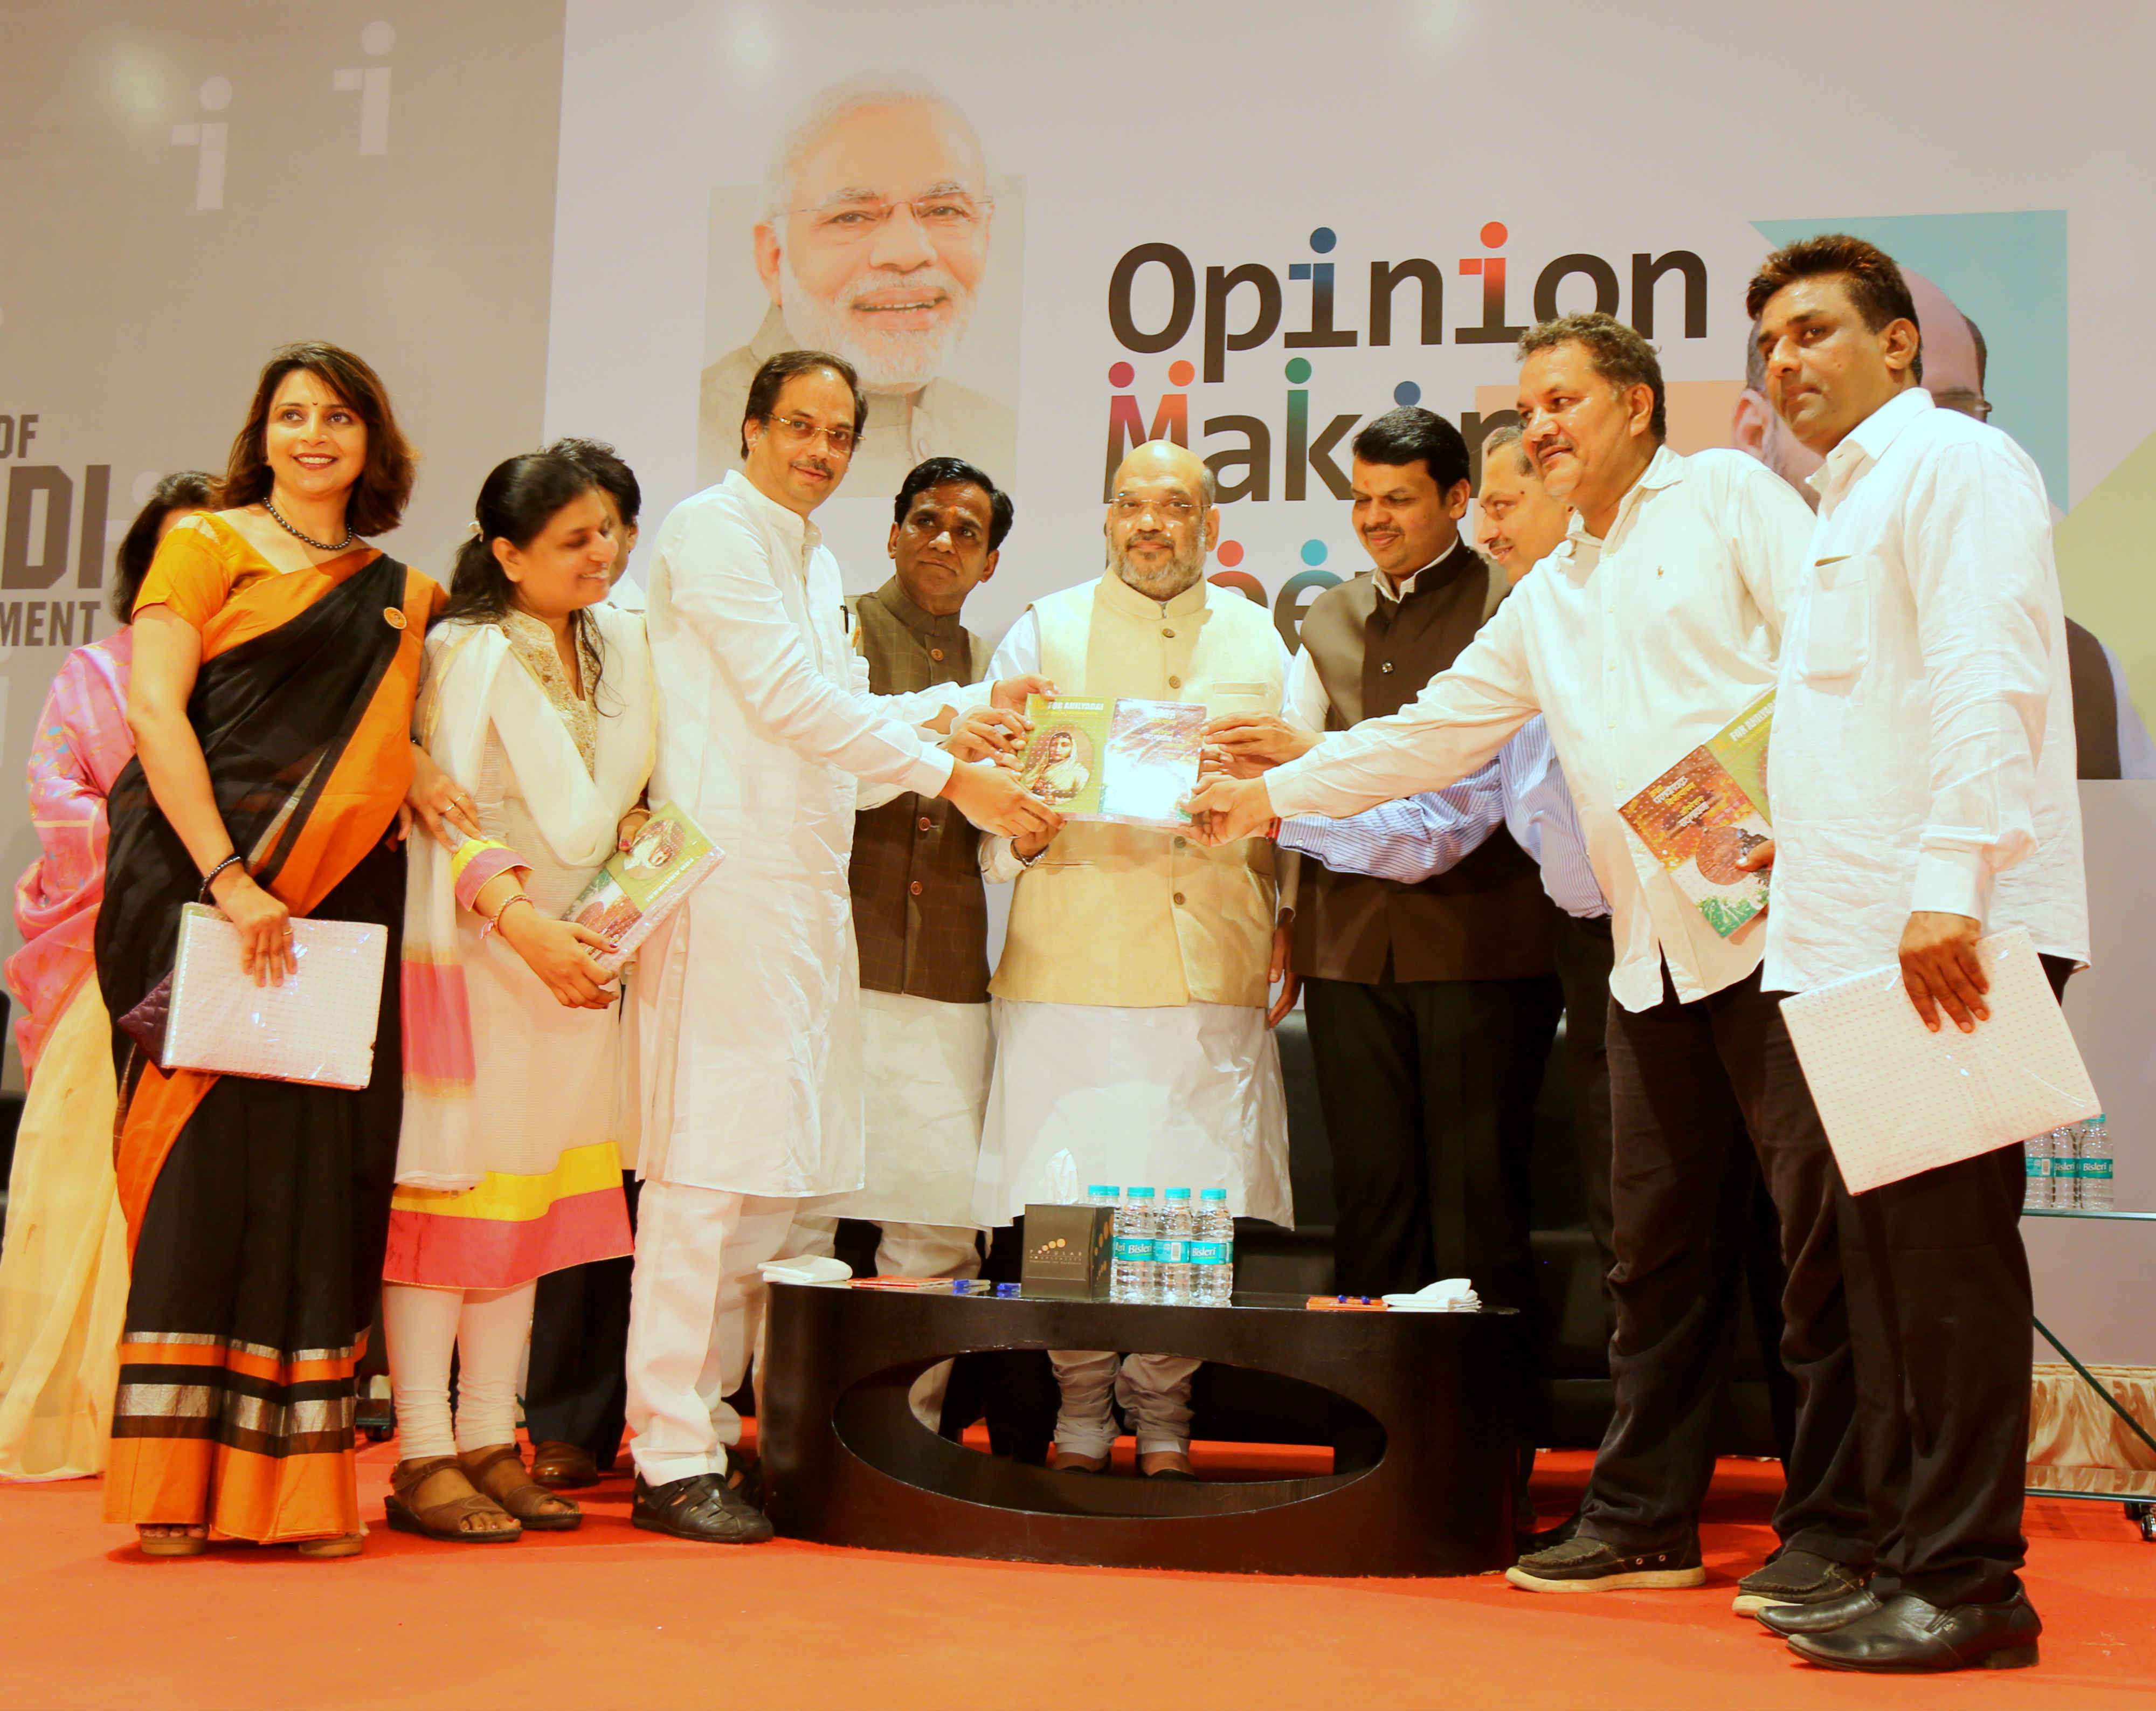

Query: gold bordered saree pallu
[[94, 548, 434, 1542]]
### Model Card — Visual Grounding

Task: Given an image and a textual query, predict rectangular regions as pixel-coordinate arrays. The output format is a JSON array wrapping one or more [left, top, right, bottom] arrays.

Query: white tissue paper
[[758, 1255, 854, 1286], [1381, 1278, 1480, 1312]]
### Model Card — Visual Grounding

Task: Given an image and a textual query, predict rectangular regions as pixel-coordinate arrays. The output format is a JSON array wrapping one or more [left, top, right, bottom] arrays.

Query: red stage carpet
[[4, 1441, 2151, 1708]]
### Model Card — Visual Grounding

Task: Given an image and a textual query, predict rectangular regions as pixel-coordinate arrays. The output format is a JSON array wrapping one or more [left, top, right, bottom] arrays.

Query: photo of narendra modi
[[697, 79, 1022, 496]]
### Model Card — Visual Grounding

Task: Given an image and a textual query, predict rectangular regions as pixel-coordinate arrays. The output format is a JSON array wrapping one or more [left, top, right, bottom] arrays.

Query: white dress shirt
[[634, 471, 963, 1195], [1262, 445, 1815, 1012], [1763, 387, 2088, 992]]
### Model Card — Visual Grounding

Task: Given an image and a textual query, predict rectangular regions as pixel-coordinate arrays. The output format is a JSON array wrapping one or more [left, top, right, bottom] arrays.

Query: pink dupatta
[[7, 632, 135, 1077]]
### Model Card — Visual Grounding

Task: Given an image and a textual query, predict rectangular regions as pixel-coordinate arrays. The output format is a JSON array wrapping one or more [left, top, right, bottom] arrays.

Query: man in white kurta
[[973, 440, 1294, 1478], [625, 353, 1052, 1542]]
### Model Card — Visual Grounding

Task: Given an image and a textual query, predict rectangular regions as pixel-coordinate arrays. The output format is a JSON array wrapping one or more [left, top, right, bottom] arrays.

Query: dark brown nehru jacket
[[1291, 545, 1556, 984], [848, 579, 991, 1003]]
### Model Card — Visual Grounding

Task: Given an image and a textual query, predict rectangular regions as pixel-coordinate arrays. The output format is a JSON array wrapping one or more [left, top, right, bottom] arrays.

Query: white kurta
[[968, 587, 1294, 1229], [816, 988, 993, 1227], [635, 471, 970, 1196]]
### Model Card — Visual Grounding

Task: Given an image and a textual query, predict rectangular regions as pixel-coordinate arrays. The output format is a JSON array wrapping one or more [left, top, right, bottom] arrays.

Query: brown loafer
[[530, 1439, 603, 1490]]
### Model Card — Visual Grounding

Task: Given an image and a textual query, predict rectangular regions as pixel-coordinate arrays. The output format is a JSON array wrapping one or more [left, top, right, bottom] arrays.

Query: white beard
[[777, 244, 977, 392], [1110, 540, 1205, 602]]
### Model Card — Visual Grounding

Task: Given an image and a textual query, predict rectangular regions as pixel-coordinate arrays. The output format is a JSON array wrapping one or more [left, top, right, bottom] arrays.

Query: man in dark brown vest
[[1207, 408, 1563, 1317], [783, 456, 1008, 1294]]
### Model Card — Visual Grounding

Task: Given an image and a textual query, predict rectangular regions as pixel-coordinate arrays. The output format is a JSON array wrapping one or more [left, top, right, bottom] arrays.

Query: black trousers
[[1303, 968, 1565, 1310], [1551, 913, 1618, 1280], [524, 1172, 640, 1466], [1837, 954, 2072, 1607], [1581, 963, 1868, 1563]]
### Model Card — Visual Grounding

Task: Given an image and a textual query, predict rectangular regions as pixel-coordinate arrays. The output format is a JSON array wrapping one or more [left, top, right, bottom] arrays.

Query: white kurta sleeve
[[1263, 594, 1541, 820], [668, 501, 953, 795], [1725, 454, 1816, 641], [975, 611, 1045, 881], [1901, 438, 2056, 922]]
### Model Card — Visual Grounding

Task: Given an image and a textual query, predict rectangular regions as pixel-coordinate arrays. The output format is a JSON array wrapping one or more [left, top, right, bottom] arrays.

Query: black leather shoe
[[1787, 1590, 2041, 1673], [632, 1472, 774, 1544], [1757, 1588, 1881, 1634]]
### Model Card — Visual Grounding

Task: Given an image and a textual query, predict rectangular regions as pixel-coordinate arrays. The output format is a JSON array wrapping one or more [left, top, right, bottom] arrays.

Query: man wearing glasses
[[699, 82, 1014, 493], [627, 350, 1057, 1543]]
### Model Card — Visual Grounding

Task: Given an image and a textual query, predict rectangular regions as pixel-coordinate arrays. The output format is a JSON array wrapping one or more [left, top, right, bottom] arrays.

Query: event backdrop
[[8, 1, 2155, 1220]]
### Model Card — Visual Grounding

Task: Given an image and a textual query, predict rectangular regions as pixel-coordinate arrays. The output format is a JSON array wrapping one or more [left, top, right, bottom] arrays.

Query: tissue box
[[1019, 1203, 1115, 1300]]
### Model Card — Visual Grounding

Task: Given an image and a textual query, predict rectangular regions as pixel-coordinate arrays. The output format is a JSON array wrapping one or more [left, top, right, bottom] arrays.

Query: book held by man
[[561, 799, 722, 971], [1015, 695, 1207, 828], [1618, 691, 1775, 937]]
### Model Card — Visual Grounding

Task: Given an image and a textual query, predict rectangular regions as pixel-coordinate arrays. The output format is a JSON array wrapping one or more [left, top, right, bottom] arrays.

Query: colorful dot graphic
[[1216, 541, 1245, 567], [1168, 358, 1195, 386], [1394, 381, 1421, 406], [1481, 221, 1508, 248], [1309, 227, 1337, 254], [1108, 361, 1134, 388], [1284, 357, 1312, 383], [1300, 540, 1329, 566]]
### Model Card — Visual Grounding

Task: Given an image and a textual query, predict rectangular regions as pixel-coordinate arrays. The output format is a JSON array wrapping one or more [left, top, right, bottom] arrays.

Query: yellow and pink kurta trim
[[382, 1140, 631, 1289]]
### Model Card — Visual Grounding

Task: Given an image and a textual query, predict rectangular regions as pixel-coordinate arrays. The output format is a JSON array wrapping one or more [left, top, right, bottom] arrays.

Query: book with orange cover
[[1618, 692, 1774, 938]]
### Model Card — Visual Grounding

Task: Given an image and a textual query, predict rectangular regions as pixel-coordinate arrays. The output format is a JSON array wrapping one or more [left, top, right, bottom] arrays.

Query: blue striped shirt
[[1279, 715, 1609, 919]]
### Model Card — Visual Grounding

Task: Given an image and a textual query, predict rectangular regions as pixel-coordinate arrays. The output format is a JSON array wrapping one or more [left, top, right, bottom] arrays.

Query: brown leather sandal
[[384, 1455, 522, 1542], [460, 1444, 582, 1531]]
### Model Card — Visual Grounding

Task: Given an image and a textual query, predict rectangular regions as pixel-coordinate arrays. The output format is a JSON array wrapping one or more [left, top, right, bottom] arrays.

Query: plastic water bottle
[[2078, 1115, 2115, 1212], [1157, 1188, 1197, 1303], [1191, 1188, 1235, 1305], [2049, 1125, 2081, 1211], [1114, 1187, 1159, 1302], [1087, 1184, 1121, 1210], [2023, 1135, 2053, 1210]]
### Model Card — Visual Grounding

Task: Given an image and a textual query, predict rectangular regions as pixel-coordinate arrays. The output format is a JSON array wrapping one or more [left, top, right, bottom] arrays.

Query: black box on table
[[1019, 1203, 1115, 1300]]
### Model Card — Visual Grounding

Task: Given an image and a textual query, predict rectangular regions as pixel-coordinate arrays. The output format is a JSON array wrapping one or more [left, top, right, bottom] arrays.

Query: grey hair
[[1481, 424, 1532, 479], [762, 79, 986, 225]]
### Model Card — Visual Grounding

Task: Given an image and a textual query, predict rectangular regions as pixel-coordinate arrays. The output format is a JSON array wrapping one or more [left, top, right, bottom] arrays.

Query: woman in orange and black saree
[[92, 343, 448, 1558]]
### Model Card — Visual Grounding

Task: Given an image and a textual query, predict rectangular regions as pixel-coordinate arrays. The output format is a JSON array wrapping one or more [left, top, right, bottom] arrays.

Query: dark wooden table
[[761, 1282, 1522, 1576]]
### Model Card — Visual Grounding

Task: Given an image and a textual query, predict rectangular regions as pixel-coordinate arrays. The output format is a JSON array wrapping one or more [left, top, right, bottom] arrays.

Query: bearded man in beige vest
[[971, 440, 1295, 1479]]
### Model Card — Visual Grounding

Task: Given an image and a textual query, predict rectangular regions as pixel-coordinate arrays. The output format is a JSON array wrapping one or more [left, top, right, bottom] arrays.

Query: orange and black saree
[[93, 536, 439, 1542]]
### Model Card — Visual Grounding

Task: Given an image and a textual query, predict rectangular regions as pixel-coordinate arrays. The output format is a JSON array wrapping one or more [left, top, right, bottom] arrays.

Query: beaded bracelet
[[199, 853, 245, 900], [478, 893, 535, 944]]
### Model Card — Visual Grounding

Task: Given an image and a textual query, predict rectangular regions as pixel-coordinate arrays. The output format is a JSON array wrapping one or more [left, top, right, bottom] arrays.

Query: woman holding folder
[[382, 449, 652, 1542], [95, 343, 445, 1556]]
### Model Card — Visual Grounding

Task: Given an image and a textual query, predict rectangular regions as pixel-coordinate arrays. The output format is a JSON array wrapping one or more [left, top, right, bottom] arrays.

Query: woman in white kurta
[[385, 451, 652, 1543]]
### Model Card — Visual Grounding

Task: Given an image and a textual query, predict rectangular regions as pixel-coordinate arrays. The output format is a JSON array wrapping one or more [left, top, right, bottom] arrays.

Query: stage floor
[[3, 1438, 2151, 1708]]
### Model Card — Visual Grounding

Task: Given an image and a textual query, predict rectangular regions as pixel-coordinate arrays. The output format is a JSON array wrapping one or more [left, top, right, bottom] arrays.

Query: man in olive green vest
[[1206, 408, 1563, 1321], [973, 440, 1296, 1479]]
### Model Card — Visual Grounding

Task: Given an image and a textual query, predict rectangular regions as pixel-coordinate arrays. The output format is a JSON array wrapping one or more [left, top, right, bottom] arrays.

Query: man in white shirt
[[1190, 315, 1869, 1605], [626, 350, 1056, 1543], [973, 439, 1295, 1479], [1743, 235, 2086, 1673]]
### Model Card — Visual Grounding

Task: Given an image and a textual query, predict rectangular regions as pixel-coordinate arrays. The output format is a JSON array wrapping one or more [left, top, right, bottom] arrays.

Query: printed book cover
[[1618, 692, 1774, 937], [1017, 695, 1205, 827], [562, 799, 722, 971]]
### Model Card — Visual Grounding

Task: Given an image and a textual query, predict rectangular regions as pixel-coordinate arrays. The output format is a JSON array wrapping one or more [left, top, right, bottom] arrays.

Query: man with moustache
[[1734, 265, 2153, 778], [627, 351, 1055, 1542], [699, 84, 1013, 493], [1204, 409, 1561, 1341], [971, 440, 1294, 1479], [1273, 427, 1616, 1309], [1745, 235, 2086, 1672], [780, 457, 1014, 1308], [1190, 317, 1868, 1607]]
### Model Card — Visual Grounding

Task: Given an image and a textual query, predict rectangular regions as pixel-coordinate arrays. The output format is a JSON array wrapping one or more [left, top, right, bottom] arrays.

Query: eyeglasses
[[761, 413, 858, 456], [1111, 496, 1199, 523], [782, 192, 993, 246]]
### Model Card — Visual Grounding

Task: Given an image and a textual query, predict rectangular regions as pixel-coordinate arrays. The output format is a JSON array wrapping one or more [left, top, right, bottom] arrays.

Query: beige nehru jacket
[[991, 572, 1283, 1009]]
